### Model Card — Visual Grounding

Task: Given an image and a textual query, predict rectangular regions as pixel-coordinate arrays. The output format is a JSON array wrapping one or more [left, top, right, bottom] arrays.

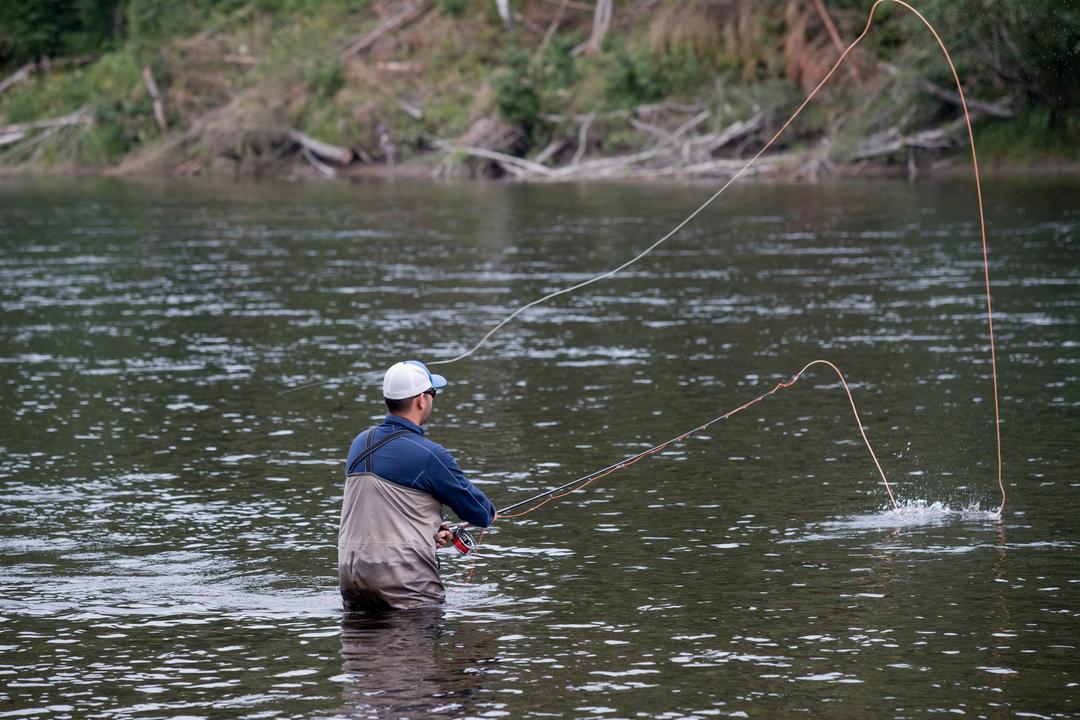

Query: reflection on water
[[0, 176, 1078, 718], [337, 608, 493, 718]]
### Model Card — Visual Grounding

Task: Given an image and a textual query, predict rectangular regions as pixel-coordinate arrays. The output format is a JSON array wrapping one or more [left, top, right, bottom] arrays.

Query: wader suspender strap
[[346, 429, 411, 476]]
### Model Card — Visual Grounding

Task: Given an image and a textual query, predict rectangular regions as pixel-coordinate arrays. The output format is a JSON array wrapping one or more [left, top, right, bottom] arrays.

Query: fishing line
[[456, 359, 896, 583], [298, 2, 1005, 511], [501, 359, 897, 518], [452, 2, 1013, 583], [434, 0, 1004, 512]]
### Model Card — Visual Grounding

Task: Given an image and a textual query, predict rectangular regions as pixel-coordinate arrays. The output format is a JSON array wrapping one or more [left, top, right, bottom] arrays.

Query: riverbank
[[1, 1, 1076, 182]]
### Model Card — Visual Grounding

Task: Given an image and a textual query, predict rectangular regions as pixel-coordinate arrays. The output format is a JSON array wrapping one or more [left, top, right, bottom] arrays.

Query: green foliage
[[975, 107, 1080, 161], [3, 0, 1078, 171], [603, 42, 663, 107], [305, 57, 345, 99], [494, 46, 540, 129], [602, 40, 710, 109], [436, 0, 467, 19], [0, 47, 157, 164], [124, 0, 242, 45], [251, 0, 365, 12], [0, 0, 124, 66], [535, 33, 579, 90]]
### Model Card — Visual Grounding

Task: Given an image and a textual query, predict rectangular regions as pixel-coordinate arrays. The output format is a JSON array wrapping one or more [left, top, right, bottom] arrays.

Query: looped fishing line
[[454, 1, 1013, 585], [290, 1, 1004, 511], [457, 359, 897, 585], [435, 0, 1004, 513]]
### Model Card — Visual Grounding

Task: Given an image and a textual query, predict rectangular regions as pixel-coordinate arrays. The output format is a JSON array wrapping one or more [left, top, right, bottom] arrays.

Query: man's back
[[338, 361, 496, 612]]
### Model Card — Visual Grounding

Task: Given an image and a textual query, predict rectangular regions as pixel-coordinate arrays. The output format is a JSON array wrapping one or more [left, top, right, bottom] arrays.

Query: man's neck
[[390, 410, 424, 428]]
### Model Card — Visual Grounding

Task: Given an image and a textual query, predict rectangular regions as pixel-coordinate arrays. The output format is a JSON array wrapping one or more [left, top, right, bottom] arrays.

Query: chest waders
[[338, 428, 444, 611]]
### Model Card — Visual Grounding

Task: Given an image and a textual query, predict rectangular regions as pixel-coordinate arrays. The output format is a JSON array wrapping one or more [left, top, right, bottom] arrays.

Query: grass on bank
[[1, 0, 1076, 175]]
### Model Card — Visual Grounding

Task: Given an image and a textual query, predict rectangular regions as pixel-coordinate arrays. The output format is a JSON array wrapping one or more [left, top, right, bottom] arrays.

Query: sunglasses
[[423, 387, 438, 397]]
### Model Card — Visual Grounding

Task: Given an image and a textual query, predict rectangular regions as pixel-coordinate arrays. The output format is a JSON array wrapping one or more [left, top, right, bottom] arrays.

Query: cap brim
[[430, 372, 447, 389]]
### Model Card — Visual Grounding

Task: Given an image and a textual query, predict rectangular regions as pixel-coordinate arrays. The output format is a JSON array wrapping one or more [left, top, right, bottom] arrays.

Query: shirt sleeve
[[424, 445, 496, 527]]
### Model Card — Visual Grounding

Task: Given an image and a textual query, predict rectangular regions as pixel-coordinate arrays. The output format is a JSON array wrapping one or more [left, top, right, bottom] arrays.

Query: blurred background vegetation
[[0, 0, 1076, 178]]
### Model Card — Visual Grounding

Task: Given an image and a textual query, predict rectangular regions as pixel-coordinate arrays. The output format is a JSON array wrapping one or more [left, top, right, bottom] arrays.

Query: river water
[[0, 175, 1077, 719]]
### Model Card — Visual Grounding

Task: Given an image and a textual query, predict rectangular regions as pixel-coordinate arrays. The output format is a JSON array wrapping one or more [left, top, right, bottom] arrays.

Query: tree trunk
[[143, 66, 168, 133], [585, 0, 612, 54], [495, 0, 513, 28]]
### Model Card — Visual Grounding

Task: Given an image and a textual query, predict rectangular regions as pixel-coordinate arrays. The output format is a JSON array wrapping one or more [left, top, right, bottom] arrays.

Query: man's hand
[[435, 522, 453, 548]]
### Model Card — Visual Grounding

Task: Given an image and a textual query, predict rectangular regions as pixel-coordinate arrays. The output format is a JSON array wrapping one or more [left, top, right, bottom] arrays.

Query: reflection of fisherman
[[339, 360, 496, 611], [338, 608, 491, 716]]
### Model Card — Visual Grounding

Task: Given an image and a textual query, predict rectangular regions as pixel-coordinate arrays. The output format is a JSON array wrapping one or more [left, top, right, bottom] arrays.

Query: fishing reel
[[451, 525, 476, 555]]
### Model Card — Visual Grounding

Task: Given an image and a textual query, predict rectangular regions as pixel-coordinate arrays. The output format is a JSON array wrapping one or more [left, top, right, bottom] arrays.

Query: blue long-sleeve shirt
[[345, 415, 496, 527]]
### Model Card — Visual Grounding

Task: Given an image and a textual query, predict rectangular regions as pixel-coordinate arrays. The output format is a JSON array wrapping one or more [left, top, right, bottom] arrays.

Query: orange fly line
[[458, 0, 1007, 582]]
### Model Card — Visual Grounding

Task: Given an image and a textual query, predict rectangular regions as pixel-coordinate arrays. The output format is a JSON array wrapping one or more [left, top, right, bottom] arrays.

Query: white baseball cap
[[382, 360, 447, 400]]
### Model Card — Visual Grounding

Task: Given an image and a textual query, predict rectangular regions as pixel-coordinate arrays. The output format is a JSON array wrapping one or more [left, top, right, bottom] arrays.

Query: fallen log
[[532, 138, 566, 165], [703, 112, 763, 153], [287, 128, 353, 165], [0, 107, 92, 136], [0, 130, 28, 148], [0, 54, 102, 97], [432, 140, 555, 177], [619, 154, 789, 181], [549, 145, 669, 178], [629, 109, 711, 148], [672, 109, 711, 138], [301, 146, 336, 177], [878, 62, 1013, 119], [853, 120, 962, 160], [0, 63, 35, 96], [340, 0, 433, 59], [222, 54, 260, 66], [397, 98, 423, 120], [920, 80, 1013, 119]]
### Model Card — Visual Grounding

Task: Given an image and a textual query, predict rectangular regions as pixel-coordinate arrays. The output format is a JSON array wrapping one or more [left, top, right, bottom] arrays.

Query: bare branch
[[533, 139, 567, 165], [340, 0, 433, 60], [432, 140, 556, 177], [0, 63, 36, 96], [143, 66, 168, 133], [572, 109, 597, 165], [287, 129, 353, 165]]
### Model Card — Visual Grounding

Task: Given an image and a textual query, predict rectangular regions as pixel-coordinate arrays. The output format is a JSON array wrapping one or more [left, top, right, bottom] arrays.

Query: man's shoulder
[[404, 434, 458, 467], [406, 432, 448, 455]]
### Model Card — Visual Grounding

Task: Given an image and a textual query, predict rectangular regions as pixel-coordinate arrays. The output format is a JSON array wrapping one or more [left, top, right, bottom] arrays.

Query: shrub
[[305, 57, 345, 99], [494, 46, 540, 130]]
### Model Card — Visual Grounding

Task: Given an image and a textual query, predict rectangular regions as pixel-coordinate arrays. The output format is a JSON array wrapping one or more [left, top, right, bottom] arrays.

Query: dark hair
[[384, 396, 413, 413]]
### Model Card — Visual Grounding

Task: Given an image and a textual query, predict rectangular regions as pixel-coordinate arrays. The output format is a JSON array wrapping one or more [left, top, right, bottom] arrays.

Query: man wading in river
[[338, 360, 496, 611]]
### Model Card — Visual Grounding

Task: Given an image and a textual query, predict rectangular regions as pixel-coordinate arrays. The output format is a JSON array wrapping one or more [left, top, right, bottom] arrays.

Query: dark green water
[[1, 175, 1077, 719]]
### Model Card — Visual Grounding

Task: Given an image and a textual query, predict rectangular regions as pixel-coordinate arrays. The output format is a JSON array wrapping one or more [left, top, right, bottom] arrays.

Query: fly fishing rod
[[446, 359, 902, 556], [446, 461, 626, 555]]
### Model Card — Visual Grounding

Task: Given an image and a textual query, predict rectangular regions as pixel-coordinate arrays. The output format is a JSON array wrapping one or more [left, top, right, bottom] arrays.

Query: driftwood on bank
[[340, 0, 433, 59], [0, 106, 92, 166], [287, 129, 353, 165], [0, 54, 100, 97], [301, 146, 337, 177], [431, 139, 556, 177], [0, 107, 92, 147], [533, 138, 567, 165], [919, 80, 1014, 119], [0, 63, 35, 96], [878, 62, 1014, 119], [852, 119, 964, 160], [435, 108, 772, 181]]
